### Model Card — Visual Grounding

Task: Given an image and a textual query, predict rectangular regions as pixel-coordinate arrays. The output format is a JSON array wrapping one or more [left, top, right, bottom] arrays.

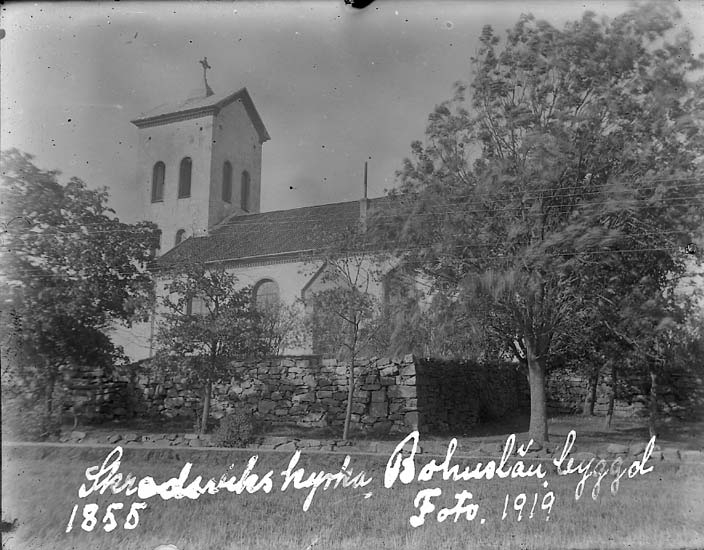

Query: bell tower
[[131, 60, 270, 253]]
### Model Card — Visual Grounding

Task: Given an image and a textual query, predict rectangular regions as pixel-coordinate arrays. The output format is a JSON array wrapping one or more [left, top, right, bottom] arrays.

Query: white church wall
[[110, 256, 396, 362], [111, 259, 325, 361], [225, 260, 315, 303], [300, 256, 389, 302], [221, 259, 325, 356]]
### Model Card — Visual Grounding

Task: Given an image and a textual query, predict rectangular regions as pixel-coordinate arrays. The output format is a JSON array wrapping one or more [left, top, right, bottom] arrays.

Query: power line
[[2, 192, 702, 236], [5, 223, 697, 274], [3, 176, 701, 231]]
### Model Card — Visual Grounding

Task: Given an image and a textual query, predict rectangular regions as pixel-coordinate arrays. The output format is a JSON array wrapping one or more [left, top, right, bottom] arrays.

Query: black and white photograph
[[1, 1, 704, 549]]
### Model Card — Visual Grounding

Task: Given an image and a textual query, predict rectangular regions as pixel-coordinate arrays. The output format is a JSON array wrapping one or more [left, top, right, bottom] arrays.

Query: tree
[[592, 268, 703, 434], [1, 149, 159, 430], [257, 299, 305, 356], [374, 3, 704, 442], [153, 262, 271, 435], [305, 231, 386, 440]]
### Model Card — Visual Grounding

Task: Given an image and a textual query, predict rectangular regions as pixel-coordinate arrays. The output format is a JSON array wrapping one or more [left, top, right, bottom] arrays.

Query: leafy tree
[[374, 3, 704, 442], [153, 262, 271, 435], [257, 300, 305, 356], [305, 231, 386, 440], [593, 271, 703, 434], [0, 149, 159, 430], [382, 283, 499, 361]]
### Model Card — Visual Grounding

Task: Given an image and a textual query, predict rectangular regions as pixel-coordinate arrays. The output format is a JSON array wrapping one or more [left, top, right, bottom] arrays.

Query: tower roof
[[130, 87, 270, 142]]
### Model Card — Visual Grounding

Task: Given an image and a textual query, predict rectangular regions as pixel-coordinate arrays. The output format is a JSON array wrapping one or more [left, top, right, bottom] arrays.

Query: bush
[[212, 409, 255, 447], [1, 397, 62, 441]]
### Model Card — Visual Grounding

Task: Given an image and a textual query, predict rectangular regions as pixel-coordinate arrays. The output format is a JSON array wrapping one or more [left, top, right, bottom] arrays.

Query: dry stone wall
[[546, 366, 704, 419], [58, 367, 130, 422], [39, 357, 702, 431], [122, 356, 529, 434], [128, 356, 421, 434]]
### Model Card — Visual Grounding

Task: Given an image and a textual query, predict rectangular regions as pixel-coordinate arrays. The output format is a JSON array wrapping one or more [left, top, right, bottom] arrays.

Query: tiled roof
[[157, 197, 388, 267], [131, 87, 270, 142]]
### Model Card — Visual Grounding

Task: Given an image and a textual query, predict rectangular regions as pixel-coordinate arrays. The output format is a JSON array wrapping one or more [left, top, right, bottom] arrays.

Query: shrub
[[212, 409, 255, 447], [1, 397, 62, 441]]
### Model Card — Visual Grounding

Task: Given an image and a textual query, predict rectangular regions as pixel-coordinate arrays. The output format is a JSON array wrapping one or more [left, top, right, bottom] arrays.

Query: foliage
[[0, 149, 160, 422], [306, 281, 382, 362], [257, 300, 305, 356], [212, 408, 256, 448], [152, 261, 271, 434], [381, 283, 506, 361], [1, 393, 62, 441], [373, 3, 704, 441], [305, 228, 386, 439], [306, 229, 386, 361]]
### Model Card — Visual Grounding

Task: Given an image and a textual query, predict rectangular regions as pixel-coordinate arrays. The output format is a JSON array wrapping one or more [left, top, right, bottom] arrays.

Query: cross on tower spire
[[199, 57, 214, 97]]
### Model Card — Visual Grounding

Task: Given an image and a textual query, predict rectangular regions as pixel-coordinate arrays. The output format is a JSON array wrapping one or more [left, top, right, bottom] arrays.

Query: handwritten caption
[[66, 430, 656, 532]]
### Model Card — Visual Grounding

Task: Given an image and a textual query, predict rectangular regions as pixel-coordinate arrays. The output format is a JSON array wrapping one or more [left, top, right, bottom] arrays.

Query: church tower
[[131, 59, 270, 253]]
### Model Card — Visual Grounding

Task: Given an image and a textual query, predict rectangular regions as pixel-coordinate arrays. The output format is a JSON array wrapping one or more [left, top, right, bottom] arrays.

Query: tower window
[[254, 279, 279, 310], [241, 170, 251, 212], [175, 229, 186, 246], [222, 161, 232, 203], [151, 161, 165, 202], [178, 157, 192, 198]]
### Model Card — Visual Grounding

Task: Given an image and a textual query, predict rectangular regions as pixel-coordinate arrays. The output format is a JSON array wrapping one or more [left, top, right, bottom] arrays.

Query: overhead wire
[[3, 191, 703, 235], [2, 175, 701, 231]]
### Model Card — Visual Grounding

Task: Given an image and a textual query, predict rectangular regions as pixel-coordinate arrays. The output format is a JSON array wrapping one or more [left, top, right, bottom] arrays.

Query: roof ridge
[[216, 195, 388, 225]]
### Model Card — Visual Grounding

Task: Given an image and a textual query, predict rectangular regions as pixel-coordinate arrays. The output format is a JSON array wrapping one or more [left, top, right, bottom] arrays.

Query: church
[[113, 67, 402, 361]]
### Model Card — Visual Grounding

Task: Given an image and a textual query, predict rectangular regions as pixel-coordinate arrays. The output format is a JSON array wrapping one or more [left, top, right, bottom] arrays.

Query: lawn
[[2, 441, 704, 550]]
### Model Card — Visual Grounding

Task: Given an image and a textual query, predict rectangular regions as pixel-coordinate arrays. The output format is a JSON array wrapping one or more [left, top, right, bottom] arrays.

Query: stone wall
[[122, 355, 529, 434], [546, 366, 704, 419], [126, 356, 419, 434], [40, 357, 704, 430], [58, 367, 131, 422]]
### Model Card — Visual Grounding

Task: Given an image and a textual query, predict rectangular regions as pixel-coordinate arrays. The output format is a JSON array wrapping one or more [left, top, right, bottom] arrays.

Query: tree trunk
[[45, 369, 56, 419], [583, 365, 599, 416], [526, 350, 548, 443], [604, 361, 616, 430], [342, 362, 354, 440], [648, 370, 659, 439], [200, 379, 212, 435], [44, 363, 60, 422], [40, 365, 59, 437]]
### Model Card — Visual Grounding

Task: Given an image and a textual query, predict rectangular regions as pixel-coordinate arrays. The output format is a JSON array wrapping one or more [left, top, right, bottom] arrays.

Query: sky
[[2, 0, 703, 223]]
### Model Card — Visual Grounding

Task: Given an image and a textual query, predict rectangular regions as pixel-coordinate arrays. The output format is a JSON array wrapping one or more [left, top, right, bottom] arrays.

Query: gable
[[132, 87, 270, 143]]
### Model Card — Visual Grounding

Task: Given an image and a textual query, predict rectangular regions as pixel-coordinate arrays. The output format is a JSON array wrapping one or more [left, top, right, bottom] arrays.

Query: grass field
[[2, 444, 704, 550]]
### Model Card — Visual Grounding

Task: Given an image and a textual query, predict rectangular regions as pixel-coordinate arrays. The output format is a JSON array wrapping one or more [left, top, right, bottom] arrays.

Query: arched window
[[222, 161, 232, 203], [178, 157, 192, 198], [151, 161, 165, 202], [241, 170, 251, 212], [174, 229, 186, 246], [254, 279, 279, 310]]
